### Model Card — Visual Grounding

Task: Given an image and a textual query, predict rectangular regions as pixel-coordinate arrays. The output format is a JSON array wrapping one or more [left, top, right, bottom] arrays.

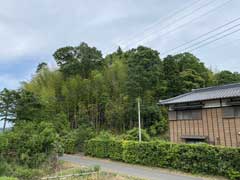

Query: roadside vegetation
[[45, 162, 144, 180], [1, 42, 240, 179], [84, 137, 240, 180]]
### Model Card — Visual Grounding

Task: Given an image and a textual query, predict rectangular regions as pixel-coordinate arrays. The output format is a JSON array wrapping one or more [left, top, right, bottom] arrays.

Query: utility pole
[[137, 97, 142, 142]]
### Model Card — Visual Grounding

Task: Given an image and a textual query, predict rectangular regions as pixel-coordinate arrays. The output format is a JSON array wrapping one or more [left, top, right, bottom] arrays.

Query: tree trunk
[[3, 118, 6, 132]]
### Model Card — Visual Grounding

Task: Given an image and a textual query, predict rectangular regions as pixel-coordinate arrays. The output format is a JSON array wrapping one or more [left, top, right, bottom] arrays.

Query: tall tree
[[163, 55, 182, 98], [163, 53, 213, 97], [0, 88, 18, 131], [53, 42, 103, 78], [125, 46, 165, 129]]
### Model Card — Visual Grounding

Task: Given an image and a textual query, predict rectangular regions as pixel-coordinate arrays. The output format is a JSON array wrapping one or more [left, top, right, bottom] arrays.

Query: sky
[[0, 0, 240, 90]]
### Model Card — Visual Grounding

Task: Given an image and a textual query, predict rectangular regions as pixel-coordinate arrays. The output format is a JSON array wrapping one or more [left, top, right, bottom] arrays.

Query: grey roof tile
[[159, 83, 240, 105]]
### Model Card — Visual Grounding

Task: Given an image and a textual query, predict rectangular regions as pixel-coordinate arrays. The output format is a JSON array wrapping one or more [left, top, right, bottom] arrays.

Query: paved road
[[61, 154, 203, 180]]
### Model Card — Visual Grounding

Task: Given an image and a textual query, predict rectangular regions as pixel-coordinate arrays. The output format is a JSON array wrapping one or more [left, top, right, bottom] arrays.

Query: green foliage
[[75, 125, 95, 151], [85, 139, 240, 179], [51, 113, 70, 136], [62, 131, 78, 154], [63, 125, 95, 154], [25, 44, 240, 135], [121, 128, 150, 141], [0, 88, 18, 131], [85, 139, 111, 158], [94, 131, 115, 140], [214, 70, 240, 85], [163, 53, 212, 97], [53, 42, 103, 78], [85, 139, 123, 161], [11, 166, 43, 180], [1, 121, 63, 168], [228, 169, 240, 180], [2, 42, 240, 179], [0, 177, 18, 180], [15, 90, 43, 122], [36, 62, 48, 73]]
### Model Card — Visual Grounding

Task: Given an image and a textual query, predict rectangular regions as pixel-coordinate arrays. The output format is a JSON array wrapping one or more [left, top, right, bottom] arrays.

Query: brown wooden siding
[[169, 107, 240, 147]]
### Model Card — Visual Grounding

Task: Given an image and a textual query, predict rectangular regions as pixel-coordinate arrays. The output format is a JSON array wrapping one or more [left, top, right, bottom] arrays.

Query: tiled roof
[[159, 83, 240, 105]]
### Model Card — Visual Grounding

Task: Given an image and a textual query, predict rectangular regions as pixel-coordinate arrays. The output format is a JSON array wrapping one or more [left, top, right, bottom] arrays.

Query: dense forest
[[1, 42, 240, 179], [1, 42, 240, 135]]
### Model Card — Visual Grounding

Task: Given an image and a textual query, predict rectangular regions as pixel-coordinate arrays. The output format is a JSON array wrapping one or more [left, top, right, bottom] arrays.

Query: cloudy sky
[[1, 0, 240, 91]]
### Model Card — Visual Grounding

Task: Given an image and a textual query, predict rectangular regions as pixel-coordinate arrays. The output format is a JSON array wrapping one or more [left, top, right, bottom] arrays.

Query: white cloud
[[0, 0, 239, 74]]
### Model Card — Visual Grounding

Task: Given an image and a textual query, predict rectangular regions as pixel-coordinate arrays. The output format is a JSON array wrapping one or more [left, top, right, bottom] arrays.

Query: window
[[235, 107, 240, 117], [223, 107, 240, 118], [176, 110, 202, 120], [183, 111, 191, 119], [185, 138, 206, 144], [177, 111, 183, 120], [168, 111, 176, 120], [223, 107, 234, 118], [192, 110, 202, 119], [181, 136, 206, 144]]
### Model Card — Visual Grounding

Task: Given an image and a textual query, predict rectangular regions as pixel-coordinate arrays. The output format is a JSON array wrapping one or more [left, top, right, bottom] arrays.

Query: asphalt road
[[60, 154, 204, 180]]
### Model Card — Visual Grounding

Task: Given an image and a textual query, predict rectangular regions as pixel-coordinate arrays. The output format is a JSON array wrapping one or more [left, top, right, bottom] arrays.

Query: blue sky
[[0, 0, 240, 91]]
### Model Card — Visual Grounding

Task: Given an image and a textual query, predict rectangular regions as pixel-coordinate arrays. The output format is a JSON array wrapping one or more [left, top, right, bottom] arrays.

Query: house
[[159, 83, 240, 147]]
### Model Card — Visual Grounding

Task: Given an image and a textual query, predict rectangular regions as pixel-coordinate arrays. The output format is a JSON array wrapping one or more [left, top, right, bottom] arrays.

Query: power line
[[106, 0, 202, 54], [124, 0, 220, 49], [187, 28, 240, 52], [105, 0, 207, 54], [172, 22, 240, 53], [115, 0, 201, 46], [162, 16, 240, 55], [129, 0, 232, 50]]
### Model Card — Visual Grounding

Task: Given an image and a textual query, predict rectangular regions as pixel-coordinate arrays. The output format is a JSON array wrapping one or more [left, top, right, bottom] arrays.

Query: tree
[[36, 62, 48, 73], [214, 70, 240, 85], [126, 46, 164, 98], [53, 42, 103, 78], [180, 69, 205, 93], [163, 53, 213, 97], [15, 90, 43, 122], [125, 46, 166, 129], [163, 55, 182, 98], [0, 89, 18, 131]]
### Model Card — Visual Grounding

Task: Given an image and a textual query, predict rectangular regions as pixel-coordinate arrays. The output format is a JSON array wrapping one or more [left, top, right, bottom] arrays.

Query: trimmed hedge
[[84, 140, 240, 179], [0, 177, 18, 180], [85, 140, 123, 160]]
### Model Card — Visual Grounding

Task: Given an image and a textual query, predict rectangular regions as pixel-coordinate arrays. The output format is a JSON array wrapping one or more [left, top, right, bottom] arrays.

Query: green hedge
[[84, 140, 240, 179], [84, 139, 123, 160], [0, 177, 18, 180]]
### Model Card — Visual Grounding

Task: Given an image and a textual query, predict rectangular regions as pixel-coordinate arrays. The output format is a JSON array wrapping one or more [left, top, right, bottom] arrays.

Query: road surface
[[60, 154, 205, 180]]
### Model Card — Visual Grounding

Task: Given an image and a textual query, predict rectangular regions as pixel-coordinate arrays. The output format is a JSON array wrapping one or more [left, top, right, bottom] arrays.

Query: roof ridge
[[159, 91, 194, 104], [159, 82, 240, 105], [192, 83, 240, 93]]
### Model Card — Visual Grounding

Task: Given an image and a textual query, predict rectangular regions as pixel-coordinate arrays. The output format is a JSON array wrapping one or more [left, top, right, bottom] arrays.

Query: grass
[[43, 161, 144, 180]]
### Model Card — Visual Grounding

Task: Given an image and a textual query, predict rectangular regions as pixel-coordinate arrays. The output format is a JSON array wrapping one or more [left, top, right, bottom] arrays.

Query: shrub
[[94, 131, 115, 140], [108, 140, 123, 161], [62, 125, 95, 154], [228, 169, 240, 180], [121, 128, 150, 141], [84, 139, 240, 179], [0, 177, 18, 180], [2, 121, 63, 168], [85, 139, 111, 158], [75, 125, 95, 151], [62, 131, 78, 154], [84, 139, 123, 161], [12, 167, 43, 180]]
